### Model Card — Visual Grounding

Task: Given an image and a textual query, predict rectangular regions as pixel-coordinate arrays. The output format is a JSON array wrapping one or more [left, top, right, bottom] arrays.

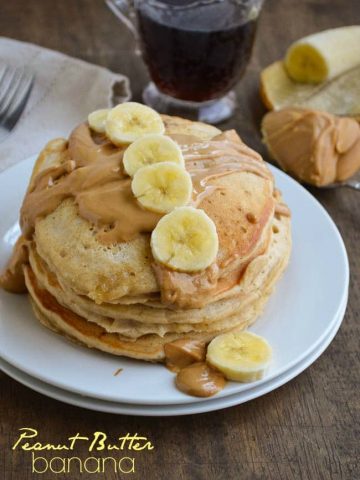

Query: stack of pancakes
[[10, 116, 291, 362]]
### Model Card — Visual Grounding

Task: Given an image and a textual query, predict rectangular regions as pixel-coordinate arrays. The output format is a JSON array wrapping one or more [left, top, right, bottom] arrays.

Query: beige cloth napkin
[[0, 37, 131, 171]]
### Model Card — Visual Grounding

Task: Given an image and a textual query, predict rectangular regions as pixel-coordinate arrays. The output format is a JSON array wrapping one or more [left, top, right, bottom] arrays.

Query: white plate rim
[[0, 291, 347, 416], [0, 156, 350, 405]]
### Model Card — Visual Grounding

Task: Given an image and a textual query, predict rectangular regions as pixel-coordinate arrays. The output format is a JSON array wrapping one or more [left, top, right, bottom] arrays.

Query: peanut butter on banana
[[262, 108, 360, 186]]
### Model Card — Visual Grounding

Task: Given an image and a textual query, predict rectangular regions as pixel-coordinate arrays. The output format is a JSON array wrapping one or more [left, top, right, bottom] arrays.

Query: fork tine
[[0, 69, 25, 118], [0, 68, 19, 110], [0, 67, 14, 102], [0, 67, 15, 92], [0, 65, 9, 85], [0, 65, 34, 142], [1, 73, 33, 122]]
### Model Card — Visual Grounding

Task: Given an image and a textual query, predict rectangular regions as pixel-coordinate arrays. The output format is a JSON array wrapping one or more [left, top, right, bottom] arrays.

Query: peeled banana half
[[285, 25, 360, 84], [207, 331, 272, 382], [151, 206, 219, 272]]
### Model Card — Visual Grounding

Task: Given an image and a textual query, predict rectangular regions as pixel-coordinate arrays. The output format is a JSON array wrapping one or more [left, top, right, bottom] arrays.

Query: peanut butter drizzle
[[263, 108, 360, 186], [0, 236, 29, 293], [20, 125, 271, 243], [150, 131, 275, 309], [21, 124, 162, 243], [164, 338, 207, 372], [152, 197, 274, 309], [175, 361, 226, 397], [175, 130, 273, 207], [3, 123, 276, 302]]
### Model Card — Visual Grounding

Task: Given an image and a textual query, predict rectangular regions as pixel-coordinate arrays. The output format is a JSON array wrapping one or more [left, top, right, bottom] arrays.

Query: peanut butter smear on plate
[[262, 107, 360, 186], [1, 122, 281, 308], [164, 338, 226, 397], [175, 362, 226, 397], [164, 338, 207, 372]]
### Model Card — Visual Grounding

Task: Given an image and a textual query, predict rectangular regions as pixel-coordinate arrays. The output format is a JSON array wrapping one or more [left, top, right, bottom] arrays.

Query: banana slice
[[132, 162, 192, 214], [285, 26, 360, 84], [151, 206, 218, 272], [105, 102, 165, 146], [123, 134, 184, 177], [207, 331, 272, 382], [88, 108, 111, 133]]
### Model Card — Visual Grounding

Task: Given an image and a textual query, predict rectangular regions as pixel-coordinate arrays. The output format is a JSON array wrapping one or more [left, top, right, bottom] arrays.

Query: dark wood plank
[[0, 1, 359, 479]]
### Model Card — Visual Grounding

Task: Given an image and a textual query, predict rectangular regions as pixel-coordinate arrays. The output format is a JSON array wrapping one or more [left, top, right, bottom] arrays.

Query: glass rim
[[143, 0, 252, 11]]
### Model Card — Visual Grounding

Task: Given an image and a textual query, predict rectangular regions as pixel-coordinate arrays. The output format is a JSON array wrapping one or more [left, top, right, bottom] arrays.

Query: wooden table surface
[[0, 1, 359, 479]]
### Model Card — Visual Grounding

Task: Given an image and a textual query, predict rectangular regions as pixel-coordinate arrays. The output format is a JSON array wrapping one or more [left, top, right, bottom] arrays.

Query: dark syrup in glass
[[136, 0, 257, 102]]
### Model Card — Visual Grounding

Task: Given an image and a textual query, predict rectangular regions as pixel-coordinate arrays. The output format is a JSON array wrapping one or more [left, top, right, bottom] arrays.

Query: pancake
[[25, 266, 271, 361], [28, 213, 290, 334], [1, 113, 292, 362], [30, 129, 275, 306]]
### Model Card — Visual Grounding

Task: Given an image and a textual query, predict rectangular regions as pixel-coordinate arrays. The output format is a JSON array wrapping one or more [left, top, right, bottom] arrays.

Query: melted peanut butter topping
[[178, 130, 272, 207], [263, 108, 360, 186], [175, 361, 226, 397], [0, 236, 29, 293], [164, 338, 226, 397], [164, 338, 206, 372], [20, 124, 162, 243], [152, 131, 274, 308], [1, 122, 278, 304], [20, 124, 271, 243]]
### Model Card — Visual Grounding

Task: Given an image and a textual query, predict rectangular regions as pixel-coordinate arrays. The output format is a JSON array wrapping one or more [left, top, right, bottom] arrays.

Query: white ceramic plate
[[0, 293, 347, 416], [0, 156, 349, 405]]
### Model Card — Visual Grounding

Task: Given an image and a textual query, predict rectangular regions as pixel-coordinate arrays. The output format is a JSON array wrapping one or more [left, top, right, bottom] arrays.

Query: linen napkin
[[0, 37, 131, 171]]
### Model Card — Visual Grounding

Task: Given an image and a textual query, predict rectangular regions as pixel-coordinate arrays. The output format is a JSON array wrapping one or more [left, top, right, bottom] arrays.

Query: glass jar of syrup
[[106, 0, 264, 123]]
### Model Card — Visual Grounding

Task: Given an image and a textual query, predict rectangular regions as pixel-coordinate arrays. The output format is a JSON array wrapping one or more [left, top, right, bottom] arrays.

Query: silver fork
[[0, 64, 34, 143]]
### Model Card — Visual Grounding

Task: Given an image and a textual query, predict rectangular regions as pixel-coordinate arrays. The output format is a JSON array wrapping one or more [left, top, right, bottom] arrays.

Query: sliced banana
[[123, 134, 184, 177], [105, 102, 165, 146], [151, 206, 218, 272], [132, 162, 192, 214], [88, 109, 111, 134], [207, 331, 272, 382], [285, 26, 360, 84]]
